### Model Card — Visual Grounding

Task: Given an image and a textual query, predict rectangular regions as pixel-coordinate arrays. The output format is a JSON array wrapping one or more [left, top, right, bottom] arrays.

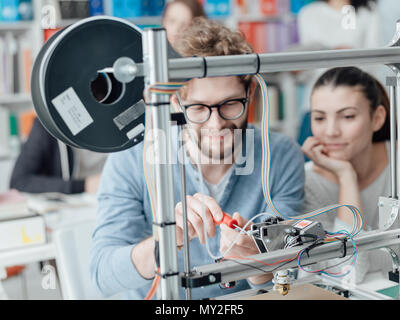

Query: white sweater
[[296, 2, 384, 112], [298, 2, 383, 49], [300, 141, 393, 284]]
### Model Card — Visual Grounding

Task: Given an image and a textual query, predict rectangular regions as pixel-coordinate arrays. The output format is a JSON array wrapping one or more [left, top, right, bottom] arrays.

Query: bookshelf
[[0, 0, 313, 167], [222, 0, 309, 139], [0, 0, 168, 171], [0, 3, 36, 164]]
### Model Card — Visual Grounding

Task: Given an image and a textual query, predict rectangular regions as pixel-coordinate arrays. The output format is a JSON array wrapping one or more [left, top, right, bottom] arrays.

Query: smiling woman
[[301, 66, 391, 284]]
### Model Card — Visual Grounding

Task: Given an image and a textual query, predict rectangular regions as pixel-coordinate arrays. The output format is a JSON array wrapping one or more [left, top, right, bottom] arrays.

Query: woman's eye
[[313, 117, 324, 121], [344, 115, 356, 119]]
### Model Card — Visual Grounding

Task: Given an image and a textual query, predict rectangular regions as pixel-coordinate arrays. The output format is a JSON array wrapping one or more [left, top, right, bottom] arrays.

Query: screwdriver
[[213, 212, 258, 236], [213, 211, 238, 229]]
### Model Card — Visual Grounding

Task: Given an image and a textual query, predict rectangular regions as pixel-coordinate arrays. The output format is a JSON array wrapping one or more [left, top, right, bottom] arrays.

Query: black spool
[[31, 16, 146, 152]]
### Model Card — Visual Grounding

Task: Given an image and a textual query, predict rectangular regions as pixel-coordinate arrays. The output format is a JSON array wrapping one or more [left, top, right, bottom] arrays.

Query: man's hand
[[219, 212, 273, 285], [219, 212, 257, 257], [175, 193, 224, 246]]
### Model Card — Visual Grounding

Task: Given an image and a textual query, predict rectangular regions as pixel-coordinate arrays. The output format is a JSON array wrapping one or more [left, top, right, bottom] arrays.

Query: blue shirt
[[90, 125, 305, 299]]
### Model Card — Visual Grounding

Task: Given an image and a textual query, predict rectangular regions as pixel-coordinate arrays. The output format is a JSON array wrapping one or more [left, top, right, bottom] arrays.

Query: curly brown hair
[[174, 17, 254, 96]]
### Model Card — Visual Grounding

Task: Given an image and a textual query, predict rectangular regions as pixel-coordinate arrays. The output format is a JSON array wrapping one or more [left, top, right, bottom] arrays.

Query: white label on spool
[[51, 87, 94, 136], [126, 123, 145, 140]]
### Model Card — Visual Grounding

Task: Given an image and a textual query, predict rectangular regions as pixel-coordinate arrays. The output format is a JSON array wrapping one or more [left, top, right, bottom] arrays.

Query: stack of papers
[[0, 189, 33, 221], [24, 192, 97, 214]]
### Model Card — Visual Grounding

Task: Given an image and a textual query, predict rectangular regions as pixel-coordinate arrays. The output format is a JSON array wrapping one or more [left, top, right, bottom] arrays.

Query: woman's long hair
[[312, 67, 390, 142]]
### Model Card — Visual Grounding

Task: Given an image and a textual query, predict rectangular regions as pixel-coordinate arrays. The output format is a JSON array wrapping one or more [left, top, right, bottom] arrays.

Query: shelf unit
[[0, 1, 303, 154], [222, 8, 301, 139], [0, 93, 32, 107], [0, 21, 35, 31]]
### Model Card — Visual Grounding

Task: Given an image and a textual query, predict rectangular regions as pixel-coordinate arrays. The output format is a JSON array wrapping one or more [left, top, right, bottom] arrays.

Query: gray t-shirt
[[302, 142, 393, 282], [204, 165, 235, 203]]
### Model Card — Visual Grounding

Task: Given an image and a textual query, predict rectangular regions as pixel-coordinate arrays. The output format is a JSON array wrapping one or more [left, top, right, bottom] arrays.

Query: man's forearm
[[131, 236, 156, 279]]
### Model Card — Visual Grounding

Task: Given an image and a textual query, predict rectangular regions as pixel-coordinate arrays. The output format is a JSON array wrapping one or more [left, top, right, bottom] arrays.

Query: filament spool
[[31, 16, 146, 152]]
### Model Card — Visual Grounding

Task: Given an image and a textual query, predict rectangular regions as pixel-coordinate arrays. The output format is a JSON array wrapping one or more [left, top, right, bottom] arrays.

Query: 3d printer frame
[[132, 20, 400, 300]]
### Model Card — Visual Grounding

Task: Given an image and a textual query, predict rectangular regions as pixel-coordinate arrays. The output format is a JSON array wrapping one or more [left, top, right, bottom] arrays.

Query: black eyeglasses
[[177, 93, 249, 124]]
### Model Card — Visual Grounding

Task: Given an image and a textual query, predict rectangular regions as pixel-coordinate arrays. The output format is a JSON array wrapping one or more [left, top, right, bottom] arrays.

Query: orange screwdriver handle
[[213, 212, 238, 229]]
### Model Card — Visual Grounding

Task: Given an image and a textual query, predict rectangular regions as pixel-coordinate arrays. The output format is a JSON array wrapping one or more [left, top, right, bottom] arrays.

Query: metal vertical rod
[[143, 28, 180, 300], [178, 125, 192, 300], [397, 79, 400, 200], [389, 84, 397, 198]]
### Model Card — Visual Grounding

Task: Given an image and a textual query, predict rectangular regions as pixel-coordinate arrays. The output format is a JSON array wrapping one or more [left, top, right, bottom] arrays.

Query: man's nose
[[206, 108, 226, 129]]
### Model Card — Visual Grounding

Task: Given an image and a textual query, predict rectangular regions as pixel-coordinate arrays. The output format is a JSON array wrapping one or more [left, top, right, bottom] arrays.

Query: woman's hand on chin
[[302, 136, 355, 179]]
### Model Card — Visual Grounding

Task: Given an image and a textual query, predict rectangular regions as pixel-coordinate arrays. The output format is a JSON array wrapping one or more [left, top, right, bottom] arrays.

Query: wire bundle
[[257, 73, 363, 237], [297, 230, 358, 278], [256, 72, 362, 276], [147, 82, 186, 95]]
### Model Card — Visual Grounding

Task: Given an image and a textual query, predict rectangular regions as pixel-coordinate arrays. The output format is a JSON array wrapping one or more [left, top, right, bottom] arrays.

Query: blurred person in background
[[9, 118, 107, 195], [162, 0, 206, 47], [296, 0, 383, 148]]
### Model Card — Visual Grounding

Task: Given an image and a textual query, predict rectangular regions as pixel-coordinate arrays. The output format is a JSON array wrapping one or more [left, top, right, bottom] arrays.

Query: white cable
[[184, 125, 273, 260]]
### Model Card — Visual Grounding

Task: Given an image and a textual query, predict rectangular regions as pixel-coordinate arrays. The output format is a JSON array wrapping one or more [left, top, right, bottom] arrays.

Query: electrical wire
[[297, 230, 358, 277], [141, 76, 363, 286], [256, 73, 364, 239], [144, 268, 161, 300]]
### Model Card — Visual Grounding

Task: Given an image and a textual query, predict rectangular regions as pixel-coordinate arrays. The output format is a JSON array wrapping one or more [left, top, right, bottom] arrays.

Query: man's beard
[[195, 122, 248, 164]]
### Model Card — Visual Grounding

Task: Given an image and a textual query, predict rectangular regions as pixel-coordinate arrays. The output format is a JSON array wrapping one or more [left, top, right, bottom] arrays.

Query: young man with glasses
[[90, 17, 305, 300]]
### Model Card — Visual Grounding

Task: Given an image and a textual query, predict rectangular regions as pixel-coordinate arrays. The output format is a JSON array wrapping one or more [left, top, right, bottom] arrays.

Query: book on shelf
[[0, 107, 36, 155], [249, 82, 281, 126], [58, 0, 90, 20], [0, 107, 30, 156], [259, 0, 290, 16], [253, 22, 268, 53], [236, 0, 289, 16], [142, 0, 165, 16], [17, 34, 32, 93], [89, 0, 105, 16], [18, 108, 35, 141], [103, 0, 165, 18], [203, 0, 232, 18], [238, 20, 295, 54], [0, 32, 33, 96], [4, 32, 17, 95], [290, 0, 316, 14], [0, 108, 14, 156], [0, 0, 20, 22], [44, 27, 62, 42], [0, 0, 33, 22]]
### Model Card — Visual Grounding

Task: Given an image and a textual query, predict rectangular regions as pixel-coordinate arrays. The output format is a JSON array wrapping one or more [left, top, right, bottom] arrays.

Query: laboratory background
[[0, 0, 399, 301]]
